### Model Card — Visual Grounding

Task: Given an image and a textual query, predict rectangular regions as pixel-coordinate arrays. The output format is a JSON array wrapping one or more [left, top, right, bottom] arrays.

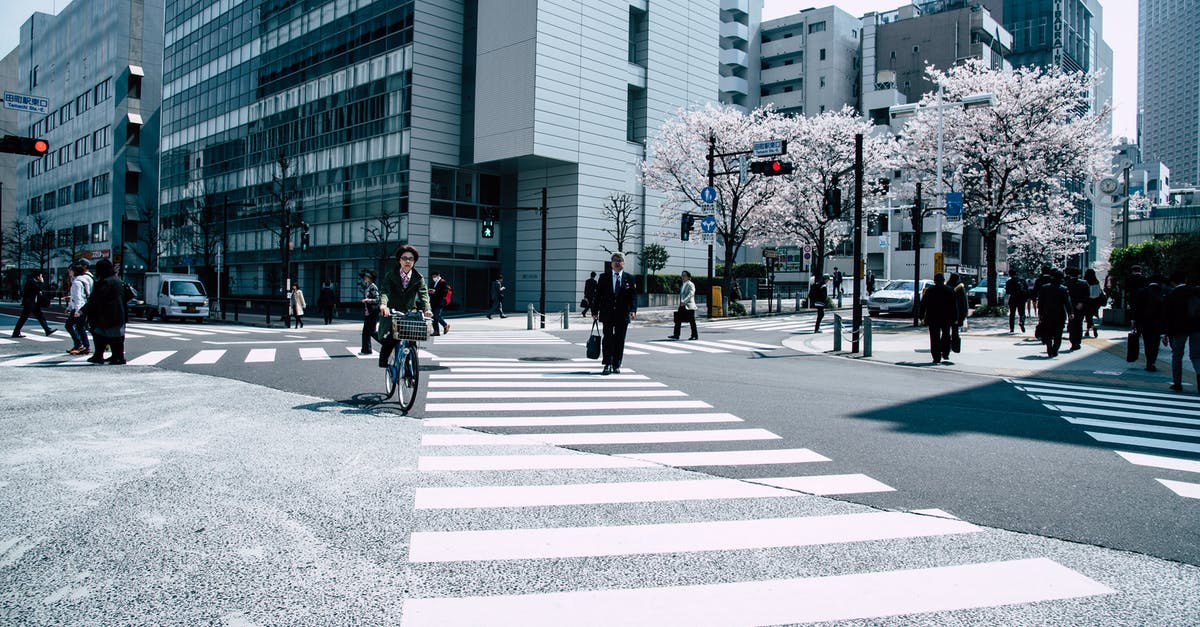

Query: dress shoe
[[443, 324, 450, 334], [46, 329, 57, 337], [688, 336, 698, 340], [1170, 383, 1184, 392], [667, 335, 679, 340], [86, 356, 105, 364], [601, 365, 612, 375], [11, 334, 25, 338], [613, 366, 622, 374], [1145, 364, 1157, 372], [1070, 344, 1081, 351], [1020, 322, 1026, 333], [487, 315, 493, 319], [500, 314, 507, 318], [359, 350, 372, 355], [106, 358, 127, 365]]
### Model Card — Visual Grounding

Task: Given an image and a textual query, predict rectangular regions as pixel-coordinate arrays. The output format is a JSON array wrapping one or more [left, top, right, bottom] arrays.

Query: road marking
[[1013, 379, 1198, 402], [398, 558, 1111, 627], [0, 354, 59, 366], [689, 339, 768, 351], [406, 511, 982, 562], [299, 347, 331, 360], [0, 338, 15, 345], [1155, 478, 1200, 499], [719, 339, 781, 349], [441, 361, 604, 368], [345, 347, 374, 359], [653, 341, 727, 353], [413, 477, 797, 509], [434, 357, 519, 362], [1115, 451, 1200, 474], [425, 400, 711, 412], [12, 334, 61, 343], [425, 390, 688, 399], [427, 380, 667, 389], [429, 373, 647, 380], [184, 350, 226, 365], [619, 448, 831, 467], [441, 367, 607, 374], [245, 348, 276, 363], [1029, 391, 1200, 410], [1085, 431, 1200, 454], [623, 342, 689, 354], [1049, 405, 1200, 426], [120, 327, 182, 337], [422, 413, 743, 427], [418, 454, 657, 471], [752, 473, 895, 495], [203, 338, 344, 345], [126, 351, 176, 366], [1065, 416, 1200, 439], [422, 428, 780, 447], [1041, 399, 1200, 419]]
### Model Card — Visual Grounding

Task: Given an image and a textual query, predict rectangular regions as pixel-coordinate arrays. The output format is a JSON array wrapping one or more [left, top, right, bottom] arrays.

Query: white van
[[144, 273, 210, 322]]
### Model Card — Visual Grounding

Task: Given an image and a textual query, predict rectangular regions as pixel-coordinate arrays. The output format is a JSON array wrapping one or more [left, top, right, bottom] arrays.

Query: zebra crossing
[[697, 313, 817, 333], [576, 337, 780, 356], [1010, 378, 1200, 500], [0, 344, 441, 367], [400, 359, 1113, 624]]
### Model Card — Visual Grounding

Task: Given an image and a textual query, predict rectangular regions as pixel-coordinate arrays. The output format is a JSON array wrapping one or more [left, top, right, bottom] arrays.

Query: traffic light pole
[[706, 136, 716, 320], [913, 182, 923, 327], [852, 133, 864, 353], [540, 187, 547, 329]]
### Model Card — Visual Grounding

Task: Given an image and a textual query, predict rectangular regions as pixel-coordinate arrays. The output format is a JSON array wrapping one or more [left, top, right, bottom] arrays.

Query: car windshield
[[170, 281, 206, 297], [882, 280, 915, 291], [972, 280, 988, 290]]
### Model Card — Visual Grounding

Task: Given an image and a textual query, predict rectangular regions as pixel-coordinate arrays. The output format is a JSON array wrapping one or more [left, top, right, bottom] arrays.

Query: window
[[783, 86, 793, 93], [820, 48, 826, 61], [30, 196, 41, 213], [30, 65, 38, 88], [44, 191, 56, 211], [73, 225, 88, 246], [58, 187, 71, 206], [129, 74, 142, 99], [125, 171, 140, 194], [93, 125, 111, 151], [75, 92, 89, 115], [91, 221, 108, 243], [819, 76, 826, 88], [808, 21, 826, 34], [74, 180, 90, 201], [913, 45, 920, 54], [93, 173, 110, 196]]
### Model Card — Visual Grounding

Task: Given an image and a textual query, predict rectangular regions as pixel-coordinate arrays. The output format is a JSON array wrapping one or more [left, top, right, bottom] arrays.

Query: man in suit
[[1063, 267, 1090, 350], [593, 253, 638, 375], [487, 274, 506, 319], [429, 271, 451, 336], [918, 273, 958, 364], [1036, 270, 1073, 358]]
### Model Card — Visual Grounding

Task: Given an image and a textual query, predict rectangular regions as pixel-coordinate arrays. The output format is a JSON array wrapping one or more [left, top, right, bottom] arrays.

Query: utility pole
[[912, 182, 923, 327], [706, 135, 716, 319], [539, 187, 547, 329], [852, 133, 864, 352]]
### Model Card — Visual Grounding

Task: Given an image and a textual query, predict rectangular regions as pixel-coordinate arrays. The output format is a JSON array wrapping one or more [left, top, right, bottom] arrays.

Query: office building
[[718, 0, 761, 111], [1138, 0, 1199, 187], [1, 48, 18, 294], [158, 0, 718, 311], [758, 6, 860, 117]]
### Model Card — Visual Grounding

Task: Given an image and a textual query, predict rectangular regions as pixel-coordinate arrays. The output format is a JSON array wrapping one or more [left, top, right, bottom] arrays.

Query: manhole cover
[[519, 356, 570, 362]]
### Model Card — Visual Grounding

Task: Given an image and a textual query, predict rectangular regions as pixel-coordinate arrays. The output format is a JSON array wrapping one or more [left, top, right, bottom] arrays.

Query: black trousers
[[1042, 318, 1065, 356], [602, 320, 630, 367], [362, 313, 378, 353], [1067, 313, 1084, 348], [672, 308, 697, 338], [1141, 327, 1162, 365], [321, 306, 334, 324], [813, 305, 825, 332], [1008, 298, 1025, 330], [928, 324, 952, 360], [13, 304, 51, 335]]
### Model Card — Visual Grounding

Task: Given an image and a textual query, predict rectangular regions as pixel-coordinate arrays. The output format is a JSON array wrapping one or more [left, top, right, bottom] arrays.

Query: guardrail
[[832, 313, 872, 357]]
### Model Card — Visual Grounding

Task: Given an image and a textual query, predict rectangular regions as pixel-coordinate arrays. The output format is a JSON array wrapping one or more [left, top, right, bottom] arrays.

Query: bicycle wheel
[[397, 345, 420, 413], [383, 346, 401, 399]]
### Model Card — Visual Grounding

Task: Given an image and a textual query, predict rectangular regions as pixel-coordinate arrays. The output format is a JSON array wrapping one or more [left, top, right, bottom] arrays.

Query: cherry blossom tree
[[893, 60, 1111, 306], [641, 103, 789, 302], [1006, 199, 1088, 276]]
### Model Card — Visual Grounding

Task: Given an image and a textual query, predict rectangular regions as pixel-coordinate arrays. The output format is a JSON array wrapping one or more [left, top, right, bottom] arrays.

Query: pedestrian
[[832, 267, 844, 298], [1005, 271, 1027, 333], [668, 270, 698, 340], [429, 270, 451, 336], [317, 281, 337, 324], [1084, 268, 1104, 338], [919, 273, 958, 364], [948, 272, 969, 351], [1064, 267, 1090, 350], [80, 258, 127, 365], [866, 270, 876, 295], [580, 271, 598, 317], [487, 274, 507, 319], [1036, 270, 1071, 358], [376, 245, 433, 368], [288, 283, 306, 328], [65, 264, 93, 355], [809, 275, 829, 333], [1124, 265, 1147, 326], [11, 270, 56, 338], [1026, 275, 1037, 316], [1162, 270, 1200, 393], [359, 270, 379, 355], [1132, 275, 1167, 372], [593, 252, 638, 375]]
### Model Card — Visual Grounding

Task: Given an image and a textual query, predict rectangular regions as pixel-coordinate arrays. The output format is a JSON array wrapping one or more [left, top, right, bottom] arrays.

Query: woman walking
[[668, 270, 698, 340], [80, 259, 127, 365], [288, 283, 307, 328], [65, 264, 93, 355], [1084, 268, 1103, 337]]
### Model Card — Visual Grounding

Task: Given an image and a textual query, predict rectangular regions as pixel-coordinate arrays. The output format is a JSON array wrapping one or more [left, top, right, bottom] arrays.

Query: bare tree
[[600, 193, 640, 256], [28, 214, 55, 273], [261, 152, 300, 295], [2, 220, 31, 297], [364, 205, 402, 278]]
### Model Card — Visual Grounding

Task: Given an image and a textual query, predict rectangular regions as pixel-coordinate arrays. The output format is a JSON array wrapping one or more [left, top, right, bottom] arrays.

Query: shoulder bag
[[586, 320, 602, 359]]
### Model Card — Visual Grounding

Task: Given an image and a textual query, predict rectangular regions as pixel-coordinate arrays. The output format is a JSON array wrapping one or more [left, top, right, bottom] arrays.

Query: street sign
[[752, 139, 787, 158], [802, 249, 812, 262], [761, 247, 778, 259], [934, 252, 945, 274], [4, 92, 49, 114], [701, 232, 715, 244], [699, 215, 718, 234], [699, 186, 717, 203], [945, 192, 963, 219], [698, 202, 715, 215], [879, 235, 888, 249]]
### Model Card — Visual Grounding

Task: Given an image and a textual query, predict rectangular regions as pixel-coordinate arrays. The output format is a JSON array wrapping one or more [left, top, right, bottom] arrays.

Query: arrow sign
[[699, 186, 717, 203], [945, 192, 963, 219], [700, 215, 718, 234]]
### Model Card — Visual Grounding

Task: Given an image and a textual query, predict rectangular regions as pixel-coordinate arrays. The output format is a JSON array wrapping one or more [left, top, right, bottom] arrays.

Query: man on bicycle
[[377, 244, 433, 368]]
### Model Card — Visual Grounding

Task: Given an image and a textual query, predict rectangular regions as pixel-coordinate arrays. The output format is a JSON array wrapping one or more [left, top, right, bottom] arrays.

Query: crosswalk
[[0, 321, 339, 344], [1010, 378, 1200, 500], [400, 359, 1113, 624], [0, 344, 440, 367], [698, 313, 817, 334], [577, 337, 780, 356]]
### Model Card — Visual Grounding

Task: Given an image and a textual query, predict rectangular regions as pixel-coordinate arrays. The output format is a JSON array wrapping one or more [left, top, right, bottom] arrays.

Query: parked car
[[867, 279, 933, 316], [967, 276, 1006, 307], [143, 272, 209, 322]]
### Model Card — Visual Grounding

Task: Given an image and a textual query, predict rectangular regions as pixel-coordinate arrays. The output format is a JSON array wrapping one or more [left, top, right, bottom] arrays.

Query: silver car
[[868, 279, 933, 316]]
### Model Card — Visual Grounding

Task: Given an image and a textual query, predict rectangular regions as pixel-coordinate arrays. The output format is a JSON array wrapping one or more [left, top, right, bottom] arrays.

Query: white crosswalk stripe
[[430, 330, 569, 345], [1011, 377, 1200, 498], [185, 350, 226, 365]]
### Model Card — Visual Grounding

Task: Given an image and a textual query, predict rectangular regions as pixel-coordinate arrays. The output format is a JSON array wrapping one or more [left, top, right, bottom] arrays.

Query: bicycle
[[384, 311, 430, 413]]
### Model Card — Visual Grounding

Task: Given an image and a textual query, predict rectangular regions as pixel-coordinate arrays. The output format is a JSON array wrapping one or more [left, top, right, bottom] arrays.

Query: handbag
[[672, 309, 681, 324], [1125, 331, 1139, 362], [580, 298, 589, 308], [586, 321, 601, 359], [951, 328, 962, 353]]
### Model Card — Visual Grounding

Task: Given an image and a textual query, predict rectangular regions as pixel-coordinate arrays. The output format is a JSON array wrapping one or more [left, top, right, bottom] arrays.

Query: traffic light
[[824, 175, 842, 218], [299, 222, 310, 251], [749, 160, 794, 176], [0, 135, 49, 156], [481, 208, 495, 238], [878, 178, 890, 194], [680, 213, 696, 241]]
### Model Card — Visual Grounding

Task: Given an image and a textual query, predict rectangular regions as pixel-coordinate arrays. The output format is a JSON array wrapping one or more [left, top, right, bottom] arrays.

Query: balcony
[[763, 89, 805, 111], [720, 0, 748, 16], [720, 48, 748, 68], [760, 37, 800, 60], [720, 21, 748, 43], [719, 75, 749, 96], [761, 63, 804, 86]]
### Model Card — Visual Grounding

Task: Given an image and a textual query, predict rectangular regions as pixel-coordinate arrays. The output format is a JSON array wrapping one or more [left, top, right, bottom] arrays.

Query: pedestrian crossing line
[[0, 353, 59, 366], [1064, 416, 1200, 439], [119, 327, 182, 337], [123, 333, 146, 339], [185, 350, 226, 365], [421, 428, 781, 447], [427, 380, 668, 389], [1049, 404, 1200, 426], [623, 341, 689, 354], [245, 348, 276, 363], [406, 510, 983, 563], [397, 558, 1111, 627], [14, 334, 61, 343], [1026, 390, 1200, 410], [1155, 478, 1200, 499], [422, 412, 743, 428], [656, 341, 727, 353], [299, 347, 331, 360], [1012, 378, 1200, 403], [440, 367, 611, 374], [0, 338, 15, 345], [1084, 431, 1200, 455], [716, 339, 780, 349], [427, 373, 646, 380], [345, 347, 374, 359], [126, 351, 177, 366], [434, 357, 520, 362], [619, 448, 832, 467], [426, 390, 688, 400], [690, 339, 776, 351], [439, 361, 613, 368], [145, 326, 216, 336], [418, 454, 659, 471], [752, 473, 896, 496], [425, 400, 712, 413], [1114, 451, 1200, 474], [412, 477, 801, 510]]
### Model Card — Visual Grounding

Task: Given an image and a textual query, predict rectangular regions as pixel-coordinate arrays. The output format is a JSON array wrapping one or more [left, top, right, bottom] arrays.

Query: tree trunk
[[814, 225, 827, 279], [984, 230, 1000, 308]]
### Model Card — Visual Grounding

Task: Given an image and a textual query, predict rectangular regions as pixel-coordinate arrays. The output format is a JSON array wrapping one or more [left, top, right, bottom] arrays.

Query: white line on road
[[245, 348, 276, 363], [0, 354, 59, 366], [1085, 431, 1200, 455], [1028, 391, 1200, 410], [406, 510, 982, 562], [425, 400, 711, 412], [422, 413, 743, 427], [1114, 451, 1200, 474], [1155, 478, 1200, 499], [428, 373, 647, 380], [752, 473, 895, 495], [426, 380, 667, 389], [184, 350, 226, 365], [345, 347, 374, 359], [717, 339, 781, 349], [203, 338, 344, 345], [1048, 404, 1200, 426], [1065, 416, 1200, 439], [126, 351, 176, 366], [421, 428, 780, 447], [1013, 379, 1200, 403], [620, 448, 831, 467], [425, 390, 687, 399], [622, 342, 689, 354], [413, 477, 796, 509], [418, 454, 658, 471], [299, 347, 331, 360], [398, 558, 1111, 627]]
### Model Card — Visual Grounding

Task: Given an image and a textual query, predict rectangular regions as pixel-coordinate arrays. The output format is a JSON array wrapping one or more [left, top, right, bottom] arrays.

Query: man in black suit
[[1037, 270, 1073, 358], [918, 273, 958, 364], [593, 253, 638, 375]]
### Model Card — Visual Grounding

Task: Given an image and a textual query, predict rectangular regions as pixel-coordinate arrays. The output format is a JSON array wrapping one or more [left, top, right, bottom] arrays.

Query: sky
[[1, 0, 1137, 140]]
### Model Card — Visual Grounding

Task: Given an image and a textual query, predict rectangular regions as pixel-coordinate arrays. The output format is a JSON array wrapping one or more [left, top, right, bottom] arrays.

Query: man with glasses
[[376, 245, 432, 368], [593, 253, 638, 375]]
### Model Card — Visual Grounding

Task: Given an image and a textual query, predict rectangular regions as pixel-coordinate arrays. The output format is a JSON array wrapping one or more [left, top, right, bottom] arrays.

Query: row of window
[[53, 222, 109, 247], [27, 127, 112, 178], [28, 174, 110, 213], [29, 78, 113, 137]]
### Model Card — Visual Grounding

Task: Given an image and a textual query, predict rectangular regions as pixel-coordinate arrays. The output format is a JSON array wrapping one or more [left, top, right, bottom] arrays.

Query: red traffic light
[[0, 135, 50, 156], [32, 139, 49, 155], [771, 161, 782, 172], [750, 159, 794, 176]]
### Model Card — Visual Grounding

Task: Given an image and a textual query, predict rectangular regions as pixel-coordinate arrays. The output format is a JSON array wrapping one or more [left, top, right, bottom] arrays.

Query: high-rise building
[[1138, 0, 1199, 187], [1, 48, 19, 293], [718, 0, 761, 112], [758, 6, 860, 117], [13, 0, 163, 284], [158, 0, 718, 310]]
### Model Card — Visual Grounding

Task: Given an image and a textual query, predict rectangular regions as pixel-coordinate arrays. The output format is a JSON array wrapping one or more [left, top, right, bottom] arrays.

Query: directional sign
[[4, 92, 49, 114], [699, 215, 718, 234], [879, 235, 889, 249], [698, 202, 715, 215], [945, 192, 963, 219], [701, 232, 715, 244], [753, 139, 787, 158], [699, 186, 717, 203], [761, 247, 778, 259]]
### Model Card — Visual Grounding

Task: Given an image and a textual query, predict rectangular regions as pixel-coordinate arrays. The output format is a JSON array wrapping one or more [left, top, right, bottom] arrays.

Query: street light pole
[[852, 133, 864, 353], [1121, 165, 1131, 249]]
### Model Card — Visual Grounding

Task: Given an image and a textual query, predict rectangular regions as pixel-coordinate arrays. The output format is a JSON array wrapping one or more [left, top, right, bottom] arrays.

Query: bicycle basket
[[390, 312, 431, 341]]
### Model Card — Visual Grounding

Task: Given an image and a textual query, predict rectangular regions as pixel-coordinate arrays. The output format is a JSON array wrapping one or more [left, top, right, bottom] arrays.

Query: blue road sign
[[699, 186, 717, 203], [700, 215, 718, 233], [945, 192, 963, 218]]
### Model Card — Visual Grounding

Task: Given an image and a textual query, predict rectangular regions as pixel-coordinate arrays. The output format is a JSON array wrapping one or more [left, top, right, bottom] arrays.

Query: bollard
[[750, 297, 756, 316], [864, 316, 872, 357], [527, 304, 535, 330], [833, 314, 843, 351], [266, 302, 272, 326], [796, 293, 801, 312], [776, 293, 782, 313], [562, 304, 570, 329]]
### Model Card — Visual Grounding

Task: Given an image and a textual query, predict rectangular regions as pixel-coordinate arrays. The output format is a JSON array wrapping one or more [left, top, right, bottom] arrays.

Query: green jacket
[[377, 267, 431, 341]]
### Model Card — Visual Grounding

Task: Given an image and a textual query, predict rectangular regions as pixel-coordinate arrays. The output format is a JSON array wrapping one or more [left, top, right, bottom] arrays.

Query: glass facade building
[[1138, 0, 1200, 187]]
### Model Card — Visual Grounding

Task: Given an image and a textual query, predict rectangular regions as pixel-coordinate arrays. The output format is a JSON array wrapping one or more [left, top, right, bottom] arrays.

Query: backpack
[[443, 283, 453, 306]]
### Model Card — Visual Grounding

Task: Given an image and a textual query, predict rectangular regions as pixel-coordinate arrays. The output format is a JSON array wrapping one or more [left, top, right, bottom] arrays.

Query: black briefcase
[[586, 321, 601, 359], [1125, 331, 1139, 362]]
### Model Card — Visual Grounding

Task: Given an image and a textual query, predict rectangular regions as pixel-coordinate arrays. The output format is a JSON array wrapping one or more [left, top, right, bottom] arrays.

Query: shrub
[[971, 304, 1007, 318]]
